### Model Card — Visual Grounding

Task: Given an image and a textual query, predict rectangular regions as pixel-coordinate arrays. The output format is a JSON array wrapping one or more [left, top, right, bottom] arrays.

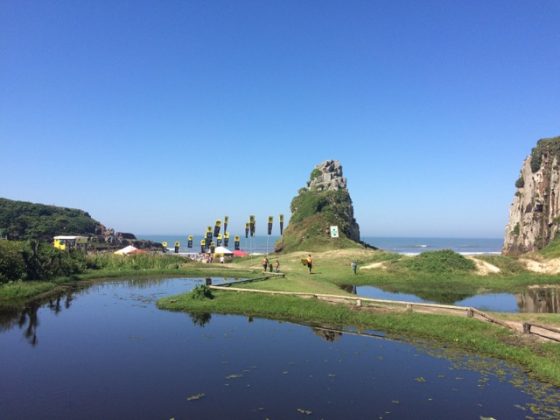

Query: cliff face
[[503, 137, 560, 255], [277, 160, 361, 252]]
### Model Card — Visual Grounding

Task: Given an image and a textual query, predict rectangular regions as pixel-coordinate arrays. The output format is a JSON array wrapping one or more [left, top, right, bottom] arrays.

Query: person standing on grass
[[306, 254, 313, 274], [262, 257, 269, 272], [351, 260, 358, 274], [274, 260, 280, 273]]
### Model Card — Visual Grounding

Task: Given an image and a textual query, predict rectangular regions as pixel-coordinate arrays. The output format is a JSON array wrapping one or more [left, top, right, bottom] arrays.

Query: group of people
[[262, 257, 280, 273]]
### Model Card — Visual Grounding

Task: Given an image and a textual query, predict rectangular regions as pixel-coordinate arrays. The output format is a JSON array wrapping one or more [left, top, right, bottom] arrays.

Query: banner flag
[[224, 232, 230, 247], [279, 214, 284, 235], [267, 216, 273, 235]]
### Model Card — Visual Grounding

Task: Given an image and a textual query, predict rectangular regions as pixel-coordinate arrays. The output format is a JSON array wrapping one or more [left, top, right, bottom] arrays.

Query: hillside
[[276, 160, 363, 252], [0, 197, 104, 242]]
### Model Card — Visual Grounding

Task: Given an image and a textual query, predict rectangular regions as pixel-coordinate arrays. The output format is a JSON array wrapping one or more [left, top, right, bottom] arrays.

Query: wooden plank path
[[209, 283, 560, 342]]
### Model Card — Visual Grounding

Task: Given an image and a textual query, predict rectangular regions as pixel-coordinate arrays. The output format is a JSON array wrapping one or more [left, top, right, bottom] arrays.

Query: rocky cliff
[[276, 160, 362, 252], [503, 136, 560, 255]]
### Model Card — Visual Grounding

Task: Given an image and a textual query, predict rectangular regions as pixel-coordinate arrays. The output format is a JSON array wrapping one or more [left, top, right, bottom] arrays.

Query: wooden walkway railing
[[209, 283, 560, 342]]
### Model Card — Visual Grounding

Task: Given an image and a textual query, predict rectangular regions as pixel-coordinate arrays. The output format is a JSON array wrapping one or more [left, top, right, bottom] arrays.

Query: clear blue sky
[[1, 1, 559, 238]]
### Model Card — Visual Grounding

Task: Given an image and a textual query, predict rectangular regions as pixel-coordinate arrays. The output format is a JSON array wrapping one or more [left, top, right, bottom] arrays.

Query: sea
[[138, 234, 503, 256]]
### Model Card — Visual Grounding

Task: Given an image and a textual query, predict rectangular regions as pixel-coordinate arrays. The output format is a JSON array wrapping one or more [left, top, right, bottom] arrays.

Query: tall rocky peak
[[276, 160, 361, 252], [503, 136, 560, 255]]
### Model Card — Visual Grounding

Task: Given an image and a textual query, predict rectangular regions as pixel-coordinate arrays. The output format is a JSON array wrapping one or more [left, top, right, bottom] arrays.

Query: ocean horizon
[[138, 234, 503, 256]]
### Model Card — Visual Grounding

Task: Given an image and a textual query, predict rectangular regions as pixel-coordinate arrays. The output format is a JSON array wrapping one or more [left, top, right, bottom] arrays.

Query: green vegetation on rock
[[0, 197, 103, 241], [530, 136, 560, 173]]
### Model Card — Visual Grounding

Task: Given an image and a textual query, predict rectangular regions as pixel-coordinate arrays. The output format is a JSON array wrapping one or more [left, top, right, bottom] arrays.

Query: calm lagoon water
[[350, 285, 560, 313], [1, 278, 559, 419]]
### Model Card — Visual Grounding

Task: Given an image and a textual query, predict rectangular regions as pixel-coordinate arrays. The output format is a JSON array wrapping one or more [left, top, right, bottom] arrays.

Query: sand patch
[[467, 257, 500, 276], [361, 262, 387, 270], [520, 258, 560, 274]]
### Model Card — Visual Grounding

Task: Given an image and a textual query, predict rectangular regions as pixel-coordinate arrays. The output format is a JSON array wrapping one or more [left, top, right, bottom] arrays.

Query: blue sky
[[1, 1, 559, 238]]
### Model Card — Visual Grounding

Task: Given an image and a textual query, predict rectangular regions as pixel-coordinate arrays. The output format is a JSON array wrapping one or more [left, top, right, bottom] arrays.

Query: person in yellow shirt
[[306, 254, 313, 274]]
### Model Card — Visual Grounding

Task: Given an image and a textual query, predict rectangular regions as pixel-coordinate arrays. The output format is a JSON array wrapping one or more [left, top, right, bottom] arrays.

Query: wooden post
[[356, 299, 362, 307], [523, 323, 531, 334], [406, 304, 412, 313], [467, 308, 474, 318]]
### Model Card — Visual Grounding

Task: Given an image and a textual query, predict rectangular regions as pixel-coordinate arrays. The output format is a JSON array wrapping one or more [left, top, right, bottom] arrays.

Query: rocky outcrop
[[276, 160, 361, 252], [503, 136, 560, 255], [307, 160, 348, 191]]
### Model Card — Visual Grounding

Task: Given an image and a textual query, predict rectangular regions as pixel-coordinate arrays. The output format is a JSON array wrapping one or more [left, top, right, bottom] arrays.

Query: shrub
[[0, 241, 26, 283], [190, 285, 214, 300], [515, 176, 525, 188], [394, 250, 476, 274], [310, 168, 322, 181]]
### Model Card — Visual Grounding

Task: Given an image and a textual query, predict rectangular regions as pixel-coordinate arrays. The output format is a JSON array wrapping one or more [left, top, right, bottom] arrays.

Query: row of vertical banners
[[164, 215, 285, 253]]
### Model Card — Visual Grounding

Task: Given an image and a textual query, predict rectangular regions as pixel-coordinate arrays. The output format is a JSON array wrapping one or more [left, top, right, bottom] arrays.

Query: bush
[[190, 285, 214, 300], [0, 240, 87, 283], [310, 168, 322, 181], [0, 241, 26, 283], [393, 250, 476, 274], [515, 176, 525, 188]]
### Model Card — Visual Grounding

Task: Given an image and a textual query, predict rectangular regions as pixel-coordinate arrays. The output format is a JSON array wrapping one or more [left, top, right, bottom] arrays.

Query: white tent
[[114, 245, 138, 255], [214, 246, 233, 255]]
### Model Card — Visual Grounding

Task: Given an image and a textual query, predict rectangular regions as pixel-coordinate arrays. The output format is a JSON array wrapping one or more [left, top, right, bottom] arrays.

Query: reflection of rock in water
[[311, 327, 343, 342], [517, 287, 560, 313], [189, 312, 212, 327]]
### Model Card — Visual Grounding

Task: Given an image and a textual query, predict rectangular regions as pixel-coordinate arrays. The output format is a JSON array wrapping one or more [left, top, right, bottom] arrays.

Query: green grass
[[389, 250, 476, 274], [158, 289, 560, 387], [477, 254, 527, 274], [540, 237, 560, 259], [0, 281, 57, 307]]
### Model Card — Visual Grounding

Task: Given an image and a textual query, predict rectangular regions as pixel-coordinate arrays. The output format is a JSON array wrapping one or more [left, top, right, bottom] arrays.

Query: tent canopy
[[114, 245, 142, 255], [214, 246, 233, 254]]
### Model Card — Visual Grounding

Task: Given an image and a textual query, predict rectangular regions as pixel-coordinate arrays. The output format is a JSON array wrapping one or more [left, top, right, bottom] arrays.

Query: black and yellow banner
[[187, 235, 193, 248], [210, 241, 216, 254], [234, 235, 240, 250], [214, 219, 222, 238], [174, 241, 180, 253], [217, 234, 222, 246], [224, 216, 229, 233], [224, 232, 230, 247], [200, 239, 206, 253], [245, 222, 249, 239], [279, 214, 284, 235], [249, 215, 255, 237], [267, 216, 273, 235], [206, 226, 213, 242]]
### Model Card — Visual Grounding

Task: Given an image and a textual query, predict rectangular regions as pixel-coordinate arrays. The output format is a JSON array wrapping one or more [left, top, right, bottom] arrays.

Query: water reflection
[[518, 287, 560, 313], [189, 312, 212, 327], [0, 288, 77, 347], [345, 285, 560, 313], [311, 326, 343, 342]]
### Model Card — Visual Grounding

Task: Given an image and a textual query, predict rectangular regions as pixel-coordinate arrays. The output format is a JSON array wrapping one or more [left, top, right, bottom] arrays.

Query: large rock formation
[[503, 136, 560, 255], [276, 160, 362, 252]]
